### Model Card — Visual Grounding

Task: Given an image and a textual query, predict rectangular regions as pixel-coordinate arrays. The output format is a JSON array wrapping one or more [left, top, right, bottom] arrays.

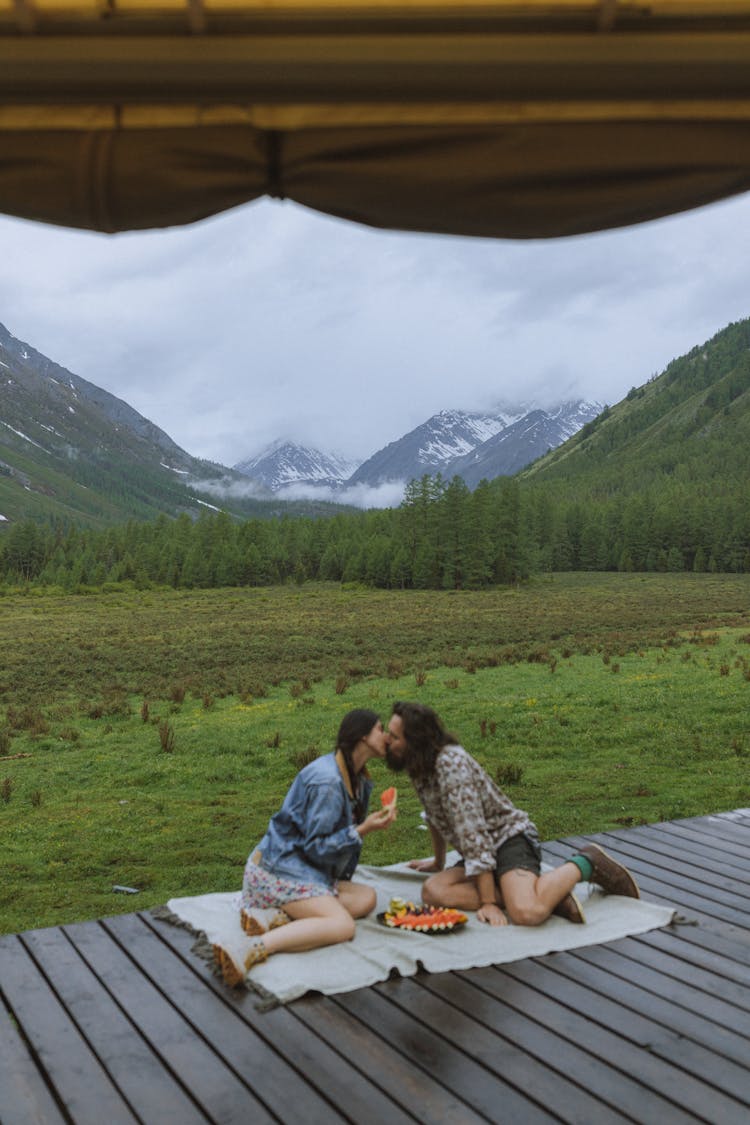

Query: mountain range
[[4, 310, 748, 535], [234, 400, 604, 495]]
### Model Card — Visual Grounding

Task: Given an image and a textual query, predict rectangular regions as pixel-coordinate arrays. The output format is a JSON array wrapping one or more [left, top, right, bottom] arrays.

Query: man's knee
[[421, 875, 446, 906], [506, 901, 548, 927]]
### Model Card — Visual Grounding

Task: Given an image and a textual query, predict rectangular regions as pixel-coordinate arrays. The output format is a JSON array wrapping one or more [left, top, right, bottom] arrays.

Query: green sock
[[569, 855, 594, 881]]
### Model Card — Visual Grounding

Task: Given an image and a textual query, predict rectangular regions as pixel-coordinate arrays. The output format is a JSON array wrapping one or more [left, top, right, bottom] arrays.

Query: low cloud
[[191, 474, 406, 511], [190, 475, 271, 501], [276, 480, 406, 509]]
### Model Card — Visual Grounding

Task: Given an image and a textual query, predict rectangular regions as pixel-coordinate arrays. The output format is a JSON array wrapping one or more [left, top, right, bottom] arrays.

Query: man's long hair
[[392, 701, 457, 784]]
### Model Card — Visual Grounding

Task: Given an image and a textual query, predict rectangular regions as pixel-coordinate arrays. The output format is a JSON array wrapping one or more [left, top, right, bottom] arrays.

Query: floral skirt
[[241, 853, 337, 913]]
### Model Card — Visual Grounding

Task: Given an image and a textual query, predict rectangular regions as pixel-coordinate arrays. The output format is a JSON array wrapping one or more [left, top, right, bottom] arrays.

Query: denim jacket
[[255, 751, 373, 888]]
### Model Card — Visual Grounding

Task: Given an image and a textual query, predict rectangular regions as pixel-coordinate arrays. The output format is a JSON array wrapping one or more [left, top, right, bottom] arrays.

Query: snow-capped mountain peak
[[234, 441, 360, 492]]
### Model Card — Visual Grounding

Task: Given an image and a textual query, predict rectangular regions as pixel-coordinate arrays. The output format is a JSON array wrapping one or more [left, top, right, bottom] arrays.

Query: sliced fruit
[[380, 786, 398, 809]]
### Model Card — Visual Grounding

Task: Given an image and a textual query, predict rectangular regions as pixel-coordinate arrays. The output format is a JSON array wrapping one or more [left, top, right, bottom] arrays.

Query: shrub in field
[[141, 700, 150, 723], [0, 728, 11, 755], [169, 683, 186, 704], [1, 776, 12, 802], [202, 694, 215, 710], [158, 720, 175, 753], [7, 705, 49, 735], [335, 675, 349, 695], [415, 669, 427, 687], [30, 790, 42, 807], [57, 727, 80, 743], [87, 692, 130, 720], [266, 731, 281, 748], [496, 763, 524, 788], [290, 745, 319, 771]]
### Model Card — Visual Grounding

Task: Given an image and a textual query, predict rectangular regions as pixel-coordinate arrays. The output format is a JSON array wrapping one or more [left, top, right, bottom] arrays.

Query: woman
[[214, 708, 396, 986]]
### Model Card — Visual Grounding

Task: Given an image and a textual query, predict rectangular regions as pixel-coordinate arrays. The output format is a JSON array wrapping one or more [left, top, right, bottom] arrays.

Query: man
[[385, 701, 639, 926]]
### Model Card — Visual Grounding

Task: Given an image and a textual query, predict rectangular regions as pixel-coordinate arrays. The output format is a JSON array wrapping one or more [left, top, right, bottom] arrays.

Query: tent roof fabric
[[2, 2, 750, 236]]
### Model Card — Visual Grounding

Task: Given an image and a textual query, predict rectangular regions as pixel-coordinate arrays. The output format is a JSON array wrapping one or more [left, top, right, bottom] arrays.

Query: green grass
[[1, 573, 749, 934]]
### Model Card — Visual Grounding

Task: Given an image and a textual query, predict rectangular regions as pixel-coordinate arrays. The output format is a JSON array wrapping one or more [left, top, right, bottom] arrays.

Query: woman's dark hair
[[336, 709, 380, 760], [336, 708, 380, 823], [391, 701, 457, 783]]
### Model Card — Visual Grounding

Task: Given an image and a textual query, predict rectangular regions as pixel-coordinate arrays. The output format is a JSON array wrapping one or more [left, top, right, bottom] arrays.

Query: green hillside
[[510, 317, 750, 573], [522, 316, 750, 494], [0, 320, 349, 528]]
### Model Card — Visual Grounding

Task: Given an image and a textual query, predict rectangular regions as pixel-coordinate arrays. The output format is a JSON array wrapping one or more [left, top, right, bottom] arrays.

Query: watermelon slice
[[380, 786, 397, 810]]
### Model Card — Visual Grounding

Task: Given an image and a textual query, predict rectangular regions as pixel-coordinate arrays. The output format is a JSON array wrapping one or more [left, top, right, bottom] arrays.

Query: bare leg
[[214, 889, 371, 986], [337, 880, 377, 919], [261, 894, 359, 955], [421, 866, 502, 910], [423, 862, 583, 926], [500, 863, 581, 926]]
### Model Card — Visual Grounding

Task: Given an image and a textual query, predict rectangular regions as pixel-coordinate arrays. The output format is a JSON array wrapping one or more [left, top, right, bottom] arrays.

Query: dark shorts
[[453, 832, 542, 880], [495, 832, 542, 879]]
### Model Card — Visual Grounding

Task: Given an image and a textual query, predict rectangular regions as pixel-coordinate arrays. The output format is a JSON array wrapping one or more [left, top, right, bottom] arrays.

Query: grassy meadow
[[1, 572, 749, 934]]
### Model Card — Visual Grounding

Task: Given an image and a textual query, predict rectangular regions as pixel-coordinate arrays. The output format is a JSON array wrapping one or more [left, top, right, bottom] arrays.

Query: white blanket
[[165, 857, 676, 1006]]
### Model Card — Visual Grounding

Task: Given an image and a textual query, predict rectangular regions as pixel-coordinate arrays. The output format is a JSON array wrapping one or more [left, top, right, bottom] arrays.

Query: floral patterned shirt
[[413, 744, 537, 877]]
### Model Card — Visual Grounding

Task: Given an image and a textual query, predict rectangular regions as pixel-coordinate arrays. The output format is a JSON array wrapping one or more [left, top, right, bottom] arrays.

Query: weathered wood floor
[[2, 810, 749, 1124]]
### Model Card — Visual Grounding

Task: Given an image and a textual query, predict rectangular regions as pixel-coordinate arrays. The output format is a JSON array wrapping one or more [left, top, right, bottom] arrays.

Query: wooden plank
[[574, 942, 750, 1055], [291, 991, 483, 1125], [598, 827, 750, 890], [0, 933, 139, 1125], [418, 969, 667, 1124], [454, 963, 702, 1125], [675, 815, 750, 848], [64, 918, 275, 1125], [394, 972, 628, 1125], [501, 956, 750, 1122], [622, 934, 750, 1011], [142, 909, 405, 1124], [604, 824, 750, 881], [544, 950, 750, 1111], [0, 997, 67, 1125], [636, 923, 750, 974], [336, 977, 551, 1122], [587, 837, 750, 909], [543, 839, 750, 933], [21, 926, 210, 1125]]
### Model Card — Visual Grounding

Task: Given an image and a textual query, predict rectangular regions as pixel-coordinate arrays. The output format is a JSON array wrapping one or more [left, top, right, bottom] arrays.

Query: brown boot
[[552, 891, 586, 924], [578, 844, 640, 899], [212, 944, 246, 989], [213, 938, 268, 988], [241, 907, 291, 936]]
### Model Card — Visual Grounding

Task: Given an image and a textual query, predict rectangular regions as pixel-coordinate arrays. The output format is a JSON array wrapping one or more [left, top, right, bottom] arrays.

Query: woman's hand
[[357, 805, 397, 837], [477, 902, 508, 926]]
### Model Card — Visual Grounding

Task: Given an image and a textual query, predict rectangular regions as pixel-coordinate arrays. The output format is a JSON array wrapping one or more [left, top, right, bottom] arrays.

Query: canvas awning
[[2, 1, 750, 236]]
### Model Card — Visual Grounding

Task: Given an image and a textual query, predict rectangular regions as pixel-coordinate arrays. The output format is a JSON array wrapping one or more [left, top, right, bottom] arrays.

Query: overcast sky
[[1, 191, 749, 468]]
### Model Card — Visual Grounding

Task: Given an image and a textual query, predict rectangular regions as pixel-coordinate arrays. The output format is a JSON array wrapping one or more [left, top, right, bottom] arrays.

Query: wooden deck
[[2, 810, 749, 1124]]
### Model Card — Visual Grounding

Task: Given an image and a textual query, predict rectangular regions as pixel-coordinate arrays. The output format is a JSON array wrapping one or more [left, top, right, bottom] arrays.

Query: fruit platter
[[377, 897, 468, 934]]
